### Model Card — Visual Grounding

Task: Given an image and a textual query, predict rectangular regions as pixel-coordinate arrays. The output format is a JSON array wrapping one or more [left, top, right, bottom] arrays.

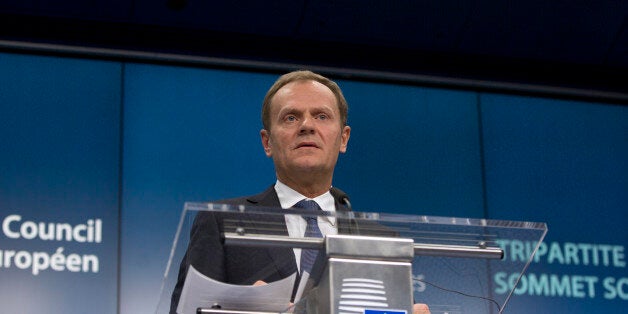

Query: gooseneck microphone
[[330, 187, 352, 211], [330, 187, 359, 235]]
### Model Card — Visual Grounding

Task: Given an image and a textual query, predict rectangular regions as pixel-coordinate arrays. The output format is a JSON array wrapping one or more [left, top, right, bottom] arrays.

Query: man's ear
[[260, 129, 272, 157], [339, 125, 351, 153]]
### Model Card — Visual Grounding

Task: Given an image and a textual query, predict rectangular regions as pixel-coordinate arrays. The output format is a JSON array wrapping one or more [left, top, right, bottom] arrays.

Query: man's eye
[[317, 114, 328, 120], [285, 115, 297, 122]]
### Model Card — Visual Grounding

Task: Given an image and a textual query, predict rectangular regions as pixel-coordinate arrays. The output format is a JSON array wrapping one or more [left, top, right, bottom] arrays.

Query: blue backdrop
[[0, 53, 121, 313], [1, 52, 626, 313]]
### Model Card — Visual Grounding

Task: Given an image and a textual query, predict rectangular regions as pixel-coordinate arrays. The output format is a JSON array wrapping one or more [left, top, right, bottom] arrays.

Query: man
[[170, 70, 429, 314]]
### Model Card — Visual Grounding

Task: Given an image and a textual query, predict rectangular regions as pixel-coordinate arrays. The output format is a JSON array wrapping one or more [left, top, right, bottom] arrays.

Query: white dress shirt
[[274, 180, 337, 272]]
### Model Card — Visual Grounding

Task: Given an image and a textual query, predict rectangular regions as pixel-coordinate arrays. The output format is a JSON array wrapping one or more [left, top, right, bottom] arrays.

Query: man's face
[[261, 80, 350, 182]]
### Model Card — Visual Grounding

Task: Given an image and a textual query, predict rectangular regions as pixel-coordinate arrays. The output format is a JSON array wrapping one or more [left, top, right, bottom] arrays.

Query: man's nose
[[299, 116, 315, 133]]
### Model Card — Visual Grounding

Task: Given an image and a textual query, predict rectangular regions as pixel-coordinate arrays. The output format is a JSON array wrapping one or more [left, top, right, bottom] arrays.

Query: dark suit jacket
[[169, 185, 352, 313]]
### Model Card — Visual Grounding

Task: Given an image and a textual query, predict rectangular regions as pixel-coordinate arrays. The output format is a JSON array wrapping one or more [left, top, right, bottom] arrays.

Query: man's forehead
[[275, 80, 331, 96], [271, 81, 337, 110]]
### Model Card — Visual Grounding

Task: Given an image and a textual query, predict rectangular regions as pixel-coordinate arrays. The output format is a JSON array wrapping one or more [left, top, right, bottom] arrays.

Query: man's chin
[[293, 164, 325, 172], [289, 161, 330, 174]]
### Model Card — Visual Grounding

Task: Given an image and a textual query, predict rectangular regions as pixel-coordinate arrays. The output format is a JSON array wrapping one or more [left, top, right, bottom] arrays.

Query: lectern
[[156, 203, 547, 314]]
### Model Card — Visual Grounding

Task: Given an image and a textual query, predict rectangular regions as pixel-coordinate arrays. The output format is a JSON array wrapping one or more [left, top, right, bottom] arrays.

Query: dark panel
[[132, 0, 305, 36], [458, 1, 628, 65], [0, 0, 627, 98], [297, 0, 473, 51], [0, 0, 131, 20]]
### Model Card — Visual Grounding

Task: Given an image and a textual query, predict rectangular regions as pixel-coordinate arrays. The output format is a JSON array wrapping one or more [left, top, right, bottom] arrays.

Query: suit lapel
[[245, 185, 298, 278], [245, 185, 281, 206], [242, 185, 356, 275]]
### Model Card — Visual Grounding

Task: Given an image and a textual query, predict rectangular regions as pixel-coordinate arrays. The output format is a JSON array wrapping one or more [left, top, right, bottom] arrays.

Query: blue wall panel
[[335, 81, 484, 217], [0, 52, 121, 313], [119, 64, 278, 313], [481, 94, 628, 313]]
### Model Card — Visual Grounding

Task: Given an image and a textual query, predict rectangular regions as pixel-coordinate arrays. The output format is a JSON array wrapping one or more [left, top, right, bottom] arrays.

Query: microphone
[[330, 187, 359, 235], [330, 187, 352, 211]]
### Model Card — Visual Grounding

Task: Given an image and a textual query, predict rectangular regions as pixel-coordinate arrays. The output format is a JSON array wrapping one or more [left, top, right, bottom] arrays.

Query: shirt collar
[[274, 180, 336, 214]]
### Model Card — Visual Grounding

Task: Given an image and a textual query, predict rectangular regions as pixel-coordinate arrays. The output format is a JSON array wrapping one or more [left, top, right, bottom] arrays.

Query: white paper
[[292, 271, 310, 304], [177, 265, 296, 314]]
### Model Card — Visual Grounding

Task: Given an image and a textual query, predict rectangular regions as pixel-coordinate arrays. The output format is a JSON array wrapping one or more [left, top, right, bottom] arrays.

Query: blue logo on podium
[[364, 310, 406, 314]]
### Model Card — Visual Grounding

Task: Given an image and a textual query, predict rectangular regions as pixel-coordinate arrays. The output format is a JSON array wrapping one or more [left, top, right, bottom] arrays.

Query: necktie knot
[[293, 199, 321, 211]]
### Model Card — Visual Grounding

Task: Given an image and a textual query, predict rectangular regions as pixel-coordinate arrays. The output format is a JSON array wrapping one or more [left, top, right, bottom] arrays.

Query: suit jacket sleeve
[[169, 211, 225, 313], [169, 185, 292, 313]]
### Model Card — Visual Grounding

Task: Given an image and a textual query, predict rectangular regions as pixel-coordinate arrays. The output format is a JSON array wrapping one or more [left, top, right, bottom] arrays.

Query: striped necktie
[[293, 199, 323, 274]]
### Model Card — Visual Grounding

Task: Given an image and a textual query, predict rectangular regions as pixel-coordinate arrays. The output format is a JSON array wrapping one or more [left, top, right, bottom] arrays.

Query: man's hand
[[413, 303, 430, 314], [253, 280, 296, 308]]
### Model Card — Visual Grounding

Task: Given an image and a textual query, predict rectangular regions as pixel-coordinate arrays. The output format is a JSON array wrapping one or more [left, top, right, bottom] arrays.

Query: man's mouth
[[296, 142, 318, 149]]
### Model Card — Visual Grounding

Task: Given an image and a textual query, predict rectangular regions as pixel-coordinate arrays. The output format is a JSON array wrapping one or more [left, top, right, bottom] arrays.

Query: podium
[[156, 203, 547, 314]]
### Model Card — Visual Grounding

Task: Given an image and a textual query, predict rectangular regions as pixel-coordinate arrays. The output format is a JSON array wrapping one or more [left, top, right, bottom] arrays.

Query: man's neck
[[276, 173, 332, 198]]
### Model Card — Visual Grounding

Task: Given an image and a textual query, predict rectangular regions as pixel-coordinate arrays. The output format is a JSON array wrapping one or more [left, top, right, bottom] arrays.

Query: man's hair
[[262, 70, 348, 131]]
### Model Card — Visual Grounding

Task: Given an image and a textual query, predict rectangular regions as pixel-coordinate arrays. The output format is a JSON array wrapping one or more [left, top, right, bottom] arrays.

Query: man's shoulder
[[213, 184, 279, 207], [193, 185, 279, 223], [215, 195, 253, 205]]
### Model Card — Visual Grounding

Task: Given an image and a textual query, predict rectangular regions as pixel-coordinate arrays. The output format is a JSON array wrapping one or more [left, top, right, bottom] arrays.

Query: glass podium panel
[[156, 203, 547, 314]]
